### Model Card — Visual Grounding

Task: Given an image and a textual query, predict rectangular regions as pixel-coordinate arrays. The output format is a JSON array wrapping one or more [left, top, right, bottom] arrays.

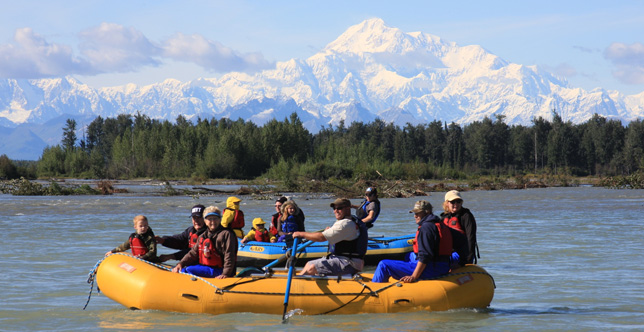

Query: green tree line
[[2, 111, 643, 182]]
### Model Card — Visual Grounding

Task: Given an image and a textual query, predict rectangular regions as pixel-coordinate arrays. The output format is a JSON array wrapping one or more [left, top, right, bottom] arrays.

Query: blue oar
[[282, 237, 299, 322]]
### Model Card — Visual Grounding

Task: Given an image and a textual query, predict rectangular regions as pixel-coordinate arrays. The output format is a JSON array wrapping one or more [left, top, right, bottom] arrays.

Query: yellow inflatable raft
[[95, 253, 494, 315]]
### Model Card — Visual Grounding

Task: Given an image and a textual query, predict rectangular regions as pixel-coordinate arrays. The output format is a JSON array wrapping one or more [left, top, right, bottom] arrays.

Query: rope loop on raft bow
[[83, 257, 106, 310]]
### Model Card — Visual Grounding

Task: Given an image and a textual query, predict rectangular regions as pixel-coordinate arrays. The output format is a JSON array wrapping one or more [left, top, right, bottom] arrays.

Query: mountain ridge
[[1, 18, 643, 160]]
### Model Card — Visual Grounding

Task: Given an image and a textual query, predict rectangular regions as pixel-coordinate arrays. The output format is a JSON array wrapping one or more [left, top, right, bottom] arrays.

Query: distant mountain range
[[1, 18, 643, 160]]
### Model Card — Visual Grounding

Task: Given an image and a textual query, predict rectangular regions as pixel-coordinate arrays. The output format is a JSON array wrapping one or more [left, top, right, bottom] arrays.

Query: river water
[[1, 187, 643, 331]]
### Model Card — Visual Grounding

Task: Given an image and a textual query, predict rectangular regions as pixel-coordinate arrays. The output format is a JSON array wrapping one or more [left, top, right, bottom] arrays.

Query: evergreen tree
[[508, 125, 533, 171], [62, 119, 77, 151], [546, 111, 577, 174], [424, 120, 445, 165], [532, 116, 552, 172], [444, 122, 465, 168]]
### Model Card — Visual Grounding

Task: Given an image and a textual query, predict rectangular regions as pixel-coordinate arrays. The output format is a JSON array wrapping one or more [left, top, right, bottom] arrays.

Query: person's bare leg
[[298, 262, 317, 275]]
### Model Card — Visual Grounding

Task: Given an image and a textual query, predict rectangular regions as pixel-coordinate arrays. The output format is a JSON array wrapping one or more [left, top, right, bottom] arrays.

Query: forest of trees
[[2, 111, 643, 183]]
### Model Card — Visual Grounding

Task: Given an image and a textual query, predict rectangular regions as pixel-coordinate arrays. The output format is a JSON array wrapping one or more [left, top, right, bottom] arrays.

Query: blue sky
[[2, 1, 644, 94]]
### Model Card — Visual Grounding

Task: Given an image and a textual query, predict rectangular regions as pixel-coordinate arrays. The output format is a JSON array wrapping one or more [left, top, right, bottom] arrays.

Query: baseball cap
[[330, 198, 351, 209], [191, 204, 205, 218], [409, 200, 432, 213]]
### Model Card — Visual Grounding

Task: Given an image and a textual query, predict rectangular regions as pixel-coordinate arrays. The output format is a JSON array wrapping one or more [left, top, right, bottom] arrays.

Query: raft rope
[[83, 257, 105, 310], [317, 278, 369, 315], [221, 272, 401, 297]]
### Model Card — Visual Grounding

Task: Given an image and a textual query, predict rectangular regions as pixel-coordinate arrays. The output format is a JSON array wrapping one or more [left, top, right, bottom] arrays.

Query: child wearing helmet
[[241, 218, 276, 243]]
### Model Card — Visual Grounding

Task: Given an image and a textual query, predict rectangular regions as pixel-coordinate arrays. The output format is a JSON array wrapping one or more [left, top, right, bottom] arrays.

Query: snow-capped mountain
[[1, 18, 643, 160]]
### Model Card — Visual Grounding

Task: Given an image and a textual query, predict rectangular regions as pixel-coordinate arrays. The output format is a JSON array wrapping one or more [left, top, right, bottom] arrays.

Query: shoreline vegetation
[[1, 111, 643, 196], [1, 172, 642, 197]]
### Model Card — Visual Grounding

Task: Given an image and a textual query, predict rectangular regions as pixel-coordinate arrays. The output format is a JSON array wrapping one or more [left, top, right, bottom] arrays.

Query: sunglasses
[[449, 200, 463, 204], [332, 206, 347, 211]]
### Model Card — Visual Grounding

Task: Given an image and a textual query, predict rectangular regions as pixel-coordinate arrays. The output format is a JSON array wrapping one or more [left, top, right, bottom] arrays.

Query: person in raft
[[440, 190, 479, 264], [105, 215, 159, 263], [351, 187, 380, 228], [241, 218, 276, 243], [221, 196, 245, 238], [172, 206, 238, 278], [371, 200, 468, 283], [276, 200, 305, 242], [269, 196, 288, 237], [155, 204, 207, 262], [292, 198, 368, 277]]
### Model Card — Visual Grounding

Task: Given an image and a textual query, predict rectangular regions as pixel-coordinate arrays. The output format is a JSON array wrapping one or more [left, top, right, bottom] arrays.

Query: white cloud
[[162, 33, 272, 73], [604, 42, 644, 84], [0, 24, 272, 80], [79, 23, 162, 72], [0, 28, 91, 78]]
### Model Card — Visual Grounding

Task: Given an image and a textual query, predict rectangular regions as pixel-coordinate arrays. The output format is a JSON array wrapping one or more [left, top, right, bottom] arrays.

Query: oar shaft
[[282, 237, 299, 321]]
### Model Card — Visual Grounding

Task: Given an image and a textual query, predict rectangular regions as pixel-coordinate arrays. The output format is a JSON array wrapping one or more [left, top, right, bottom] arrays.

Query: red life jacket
[[189, 229, 200, 248], [129, 233, 148, 256], [442, 215, 465, 234], [254, 228, 271, 242], [225, 208, 245, 229], [436, 222, 453, 257], [198, 236, 223, 267], [412, 222, 453, 257], [269, 214, 280, 236]]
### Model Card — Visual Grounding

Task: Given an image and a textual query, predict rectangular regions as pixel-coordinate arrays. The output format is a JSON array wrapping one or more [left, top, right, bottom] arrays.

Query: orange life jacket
[[254, 228, 271, 242], [129, 233, 148, 256], [198, 236, 223, 267]]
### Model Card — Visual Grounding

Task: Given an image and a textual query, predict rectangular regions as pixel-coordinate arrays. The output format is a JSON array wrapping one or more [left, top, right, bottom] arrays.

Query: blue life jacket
[[281, 215, 298, 233], [356, 200, 380, 227]]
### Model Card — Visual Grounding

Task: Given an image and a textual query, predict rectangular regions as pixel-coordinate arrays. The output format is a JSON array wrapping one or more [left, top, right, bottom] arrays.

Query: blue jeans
[[372, 252, 450, 283], [182, 265, 223, 278]]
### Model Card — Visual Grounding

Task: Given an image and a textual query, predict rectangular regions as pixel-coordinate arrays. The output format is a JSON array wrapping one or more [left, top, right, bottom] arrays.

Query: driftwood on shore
[[0, 174, 600, 197], [191, 186, 229, 193]]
